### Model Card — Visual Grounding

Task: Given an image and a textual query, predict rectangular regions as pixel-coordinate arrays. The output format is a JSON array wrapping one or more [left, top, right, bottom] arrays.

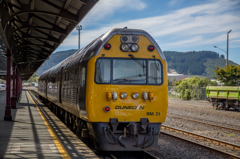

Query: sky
[[56, 0, 240, 64]]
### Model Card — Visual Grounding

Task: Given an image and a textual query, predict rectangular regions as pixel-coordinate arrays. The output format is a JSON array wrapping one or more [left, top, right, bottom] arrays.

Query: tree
[[220, 54, 225, 59], [172, 77, 176, 86], [177, 76, 217, 100], [168, 78, 171, 86], [214, 65, 240, 86], [27, 73, 40, 83]]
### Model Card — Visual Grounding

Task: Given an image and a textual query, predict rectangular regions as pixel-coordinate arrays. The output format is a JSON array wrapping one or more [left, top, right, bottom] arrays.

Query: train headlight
[[142, 92, 148, 101], [121, 35, 139, 43], [120, 92, 127, 99], [112, 91, 118, 101], [131, 44, 139, 52], [121, 44, 129, 52], [132, 35, 139, 43], [132, 92, 139, 99], [106, 92, 112, 101], [121, 35, 128, 43], [104, 106, 110, 112], [148, 92, 153, 100]]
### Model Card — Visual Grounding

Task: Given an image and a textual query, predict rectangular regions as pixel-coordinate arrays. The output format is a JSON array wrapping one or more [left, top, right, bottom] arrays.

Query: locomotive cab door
[[77, 66, 81, 113], [77, 65, 87, 119]]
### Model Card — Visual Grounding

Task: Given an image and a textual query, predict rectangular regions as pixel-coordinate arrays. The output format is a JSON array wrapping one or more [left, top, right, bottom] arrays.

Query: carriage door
[[59, 68, 63, 103]]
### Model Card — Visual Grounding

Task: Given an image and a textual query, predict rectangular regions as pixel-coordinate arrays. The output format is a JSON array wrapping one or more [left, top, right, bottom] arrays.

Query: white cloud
[[61, 0, 240, 51], [169, 0, 186, 6], [169, 0, 178, 6], [79, 0, 146, 27], [164, 36, 203, 46]]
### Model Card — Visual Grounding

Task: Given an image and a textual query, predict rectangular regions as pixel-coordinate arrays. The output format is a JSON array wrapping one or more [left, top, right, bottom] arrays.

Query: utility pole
[[227, 30, 232, 66], [76, 25, 82, 50], [214, 30, 232, 67]]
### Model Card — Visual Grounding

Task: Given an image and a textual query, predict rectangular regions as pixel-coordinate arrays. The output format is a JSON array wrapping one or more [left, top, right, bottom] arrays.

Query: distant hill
[[35, 49, 238, 77], [164, 51, 238, 77], [36, 49, 77, 75]]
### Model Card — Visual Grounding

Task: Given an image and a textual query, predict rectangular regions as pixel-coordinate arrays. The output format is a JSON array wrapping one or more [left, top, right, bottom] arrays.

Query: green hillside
[[35, 49, 238, 77], [36, 49, 77, 75], [164, 51, 238, 77]]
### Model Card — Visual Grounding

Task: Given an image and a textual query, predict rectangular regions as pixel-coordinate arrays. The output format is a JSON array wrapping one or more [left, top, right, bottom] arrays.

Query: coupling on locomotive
[[38, 28, 168, 151]]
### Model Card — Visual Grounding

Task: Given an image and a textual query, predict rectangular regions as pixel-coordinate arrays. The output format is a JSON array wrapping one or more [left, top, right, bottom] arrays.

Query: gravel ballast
[[149, 98, 240, 159]]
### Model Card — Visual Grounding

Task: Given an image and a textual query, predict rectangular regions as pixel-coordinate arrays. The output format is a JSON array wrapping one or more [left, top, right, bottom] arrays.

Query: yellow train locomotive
[[38, 28, 168, 151]]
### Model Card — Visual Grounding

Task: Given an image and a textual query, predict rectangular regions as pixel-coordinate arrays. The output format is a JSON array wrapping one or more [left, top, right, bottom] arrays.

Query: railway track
[[161, 125, 240, 159], [29, 89, 239, 158], [167, 113, 240, 132], [169, 104, 240, 119], [108, 151, 159, 159]]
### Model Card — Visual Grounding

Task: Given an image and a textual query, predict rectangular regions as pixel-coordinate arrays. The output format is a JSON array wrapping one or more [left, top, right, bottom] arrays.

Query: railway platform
[[0, 89, 98, 159]]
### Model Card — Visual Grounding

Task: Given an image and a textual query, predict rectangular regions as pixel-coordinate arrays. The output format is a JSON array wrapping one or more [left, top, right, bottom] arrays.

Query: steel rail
[[161, 125, 240, 158], [161, 132, 239, 159], [29, 89, 239, 158], [167, 114, 240, 132], [108, 151, 159, 159], [169, 104, 240, 119], [168, 113, 240, 129]]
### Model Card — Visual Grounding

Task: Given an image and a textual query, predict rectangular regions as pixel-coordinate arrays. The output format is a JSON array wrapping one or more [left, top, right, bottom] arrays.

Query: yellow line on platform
[[26, 91, 71, 159]]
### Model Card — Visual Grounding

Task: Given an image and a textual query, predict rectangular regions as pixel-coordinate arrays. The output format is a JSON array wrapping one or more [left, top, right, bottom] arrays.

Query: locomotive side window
[[148, 60, 162, 84], [80, 67, 86, 87], [95, 59, 111, 83]]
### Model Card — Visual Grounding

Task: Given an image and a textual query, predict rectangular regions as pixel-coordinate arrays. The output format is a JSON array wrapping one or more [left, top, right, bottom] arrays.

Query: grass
[[225, 133, 235, 137]]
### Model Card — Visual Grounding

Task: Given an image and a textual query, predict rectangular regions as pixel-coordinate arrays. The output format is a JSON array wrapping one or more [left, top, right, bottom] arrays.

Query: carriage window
[[70, 71, 73, 80], [79, 67, 81, 81], [148, 60, 162, 84], [75, 70, 78, 80], [71, 70, 74, 80], [95, 59, 111, 83]]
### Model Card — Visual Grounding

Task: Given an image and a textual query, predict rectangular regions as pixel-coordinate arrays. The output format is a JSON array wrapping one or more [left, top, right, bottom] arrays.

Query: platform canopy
[[0, 0, 98, 80], [0, 36, 6, 71]]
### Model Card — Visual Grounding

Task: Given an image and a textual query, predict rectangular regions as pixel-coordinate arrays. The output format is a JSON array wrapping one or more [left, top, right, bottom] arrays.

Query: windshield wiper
[[128, 54, 146, 68], [152, 55, 160, 70], [97, 54, 105, 69], [113, 74, 146, 83]]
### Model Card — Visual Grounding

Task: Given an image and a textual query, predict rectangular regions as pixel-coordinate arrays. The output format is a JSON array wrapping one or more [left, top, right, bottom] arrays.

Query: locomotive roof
[[39, 28, 166, 80]]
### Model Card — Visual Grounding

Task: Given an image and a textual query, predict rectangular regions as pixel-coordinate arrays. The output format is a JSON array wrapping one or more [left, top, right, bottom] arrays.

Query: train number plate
[[146, 112, 160, 116]]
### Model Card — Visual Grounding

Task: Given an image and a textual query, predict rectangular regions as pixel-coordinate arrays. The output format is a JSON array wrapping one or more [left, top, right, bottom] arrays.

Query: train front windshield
[[95, 58, 162, 85]]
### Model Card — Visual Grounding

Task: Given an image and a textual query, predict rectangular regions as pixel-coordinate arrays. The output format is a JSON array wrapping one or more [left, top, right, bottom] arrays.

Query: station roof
[[0, 37, 6, 71], [0, 0, 98, 80]]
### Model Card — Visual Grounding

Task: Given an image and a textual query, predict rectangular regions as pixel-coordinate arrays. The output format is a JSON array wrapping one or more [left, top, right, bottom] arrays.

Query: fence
[[168, 86, 207, 100]]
